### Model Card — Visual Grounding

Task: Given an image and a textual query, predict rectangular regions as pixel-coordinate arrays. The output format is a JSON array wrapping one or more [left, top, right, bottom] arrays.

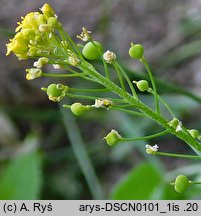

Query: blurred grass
[[60, 102, 104, 199]]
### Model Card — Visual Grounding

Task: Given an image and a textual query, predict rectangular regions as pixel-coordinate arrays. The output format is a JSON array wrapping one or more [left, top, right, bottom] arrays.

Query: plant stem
[[69, 88, 109, 93], [141, 57, 160, 114], [148, 89, 175, 117], [190, 181, 201, 185], [110, 106, 146, 117], [121, 64, 201, 104], [158, 95, 175, 117], [42, 72, 87, 78], [114, 61, 138, 98], [155, 151, 201, 160], [122, 130, 169, 141], [78, 62, 201, 155], [59, 28, 85, 61], [90, 39, 110, 79], [66, 93, 125, 103], [113, 61, 126, 92]]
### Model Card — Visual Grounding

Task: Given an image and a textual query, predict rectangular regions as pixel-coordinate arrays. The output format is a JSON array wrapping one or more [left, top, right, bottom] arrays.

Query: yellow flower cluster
[[6, 3, 61, 59]]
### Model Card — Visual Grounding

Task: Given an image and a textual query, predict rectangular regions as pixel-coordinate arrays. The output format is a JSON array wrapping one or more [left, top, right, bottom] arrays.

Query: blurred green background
[[1, 0, 201, 199]]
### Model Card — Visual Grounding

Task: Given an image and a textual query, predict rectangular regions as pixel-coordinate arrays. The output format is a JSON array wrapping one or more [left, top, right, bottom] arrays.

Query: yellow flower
[[6, 32, 28, 58], [6, 4, 61, 59], [15, 12, 41, 32]]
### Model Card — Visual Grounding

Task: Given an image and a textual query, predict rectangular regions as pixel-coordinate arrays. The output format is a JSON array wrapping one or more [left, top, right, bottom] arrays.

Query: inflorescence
[[6, 3, 201, 193]]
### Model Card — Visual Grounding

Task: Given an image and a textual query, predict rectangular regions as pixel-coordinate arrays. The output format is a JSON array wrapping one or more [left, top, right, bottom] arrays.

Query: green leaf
[[110, 162, 162, 200], [0, 137, 43, 199]]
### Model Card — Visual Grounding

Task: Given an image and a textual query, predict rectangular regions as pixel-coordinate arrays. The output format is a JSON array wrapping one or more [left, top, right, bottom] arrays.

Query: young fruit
[[104, 130, 122, 146], [82, 41, 102, 60], [129, 44, 144, 59], [136, 80, 149, 92], [174, 175, 189, 193], [47, 84, 62, 97], [70, 102, 89, 116]]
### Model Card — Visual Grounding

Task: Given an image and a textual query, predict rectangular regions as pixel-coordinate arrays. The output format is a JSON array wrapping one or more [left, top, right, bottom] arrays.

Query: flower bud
[[38, 24, 53, 33], [40, 3, 55, 18], [129, 44, 144, 59], [37, 14, 46, 25], [136, 80, 149, 92], [174, 175, 189, 193], [103, 50, 116, 63], [188, 129, 199, 139], [27, 47, 42, 57], [82, 41, 102, 60], [104, 129, 122, 146], [70, 102, 90, 116], [21, 29, 35, 38], [47, 17, 61, 28]]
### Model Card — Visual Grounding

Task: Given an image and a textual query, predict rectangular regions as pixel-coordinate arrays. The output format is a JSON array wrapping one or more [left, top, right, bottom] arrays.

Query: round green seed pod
[[70, 102, 88, 116], [82, 41, 102, 60], [188, 129, 199, 138], [174, 175, 189, 193], [129, 44, 144, 59], [136, 80, 149, 92], [47, 84, 62, 97], [104, 130, 122, 146]]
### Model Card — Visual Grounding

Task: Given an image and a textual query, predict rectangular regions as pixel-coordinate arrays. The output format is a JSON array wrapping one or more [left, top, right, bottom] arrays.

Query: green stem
[[59, 28, 85, 61], [62, 66, 82, 74], [69, 88, 109, 93], [141, 57, 160, 114], [148, 89, 175, 117], [102, 57, 110, 79], [90, 39, 110, 79], [42, 72, 87, 78], [114, 61, 138, 98], [122, 129, 169, 141], [78, 62, 201, 155], [121, 64, 201, 104], [113, 61, 126, 92], [155, 151, 201, 160], [66, 93, 125, 103], [158, 95, 175, 117], [190, 181, 201, 185], [111, 106, 146, 117]]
